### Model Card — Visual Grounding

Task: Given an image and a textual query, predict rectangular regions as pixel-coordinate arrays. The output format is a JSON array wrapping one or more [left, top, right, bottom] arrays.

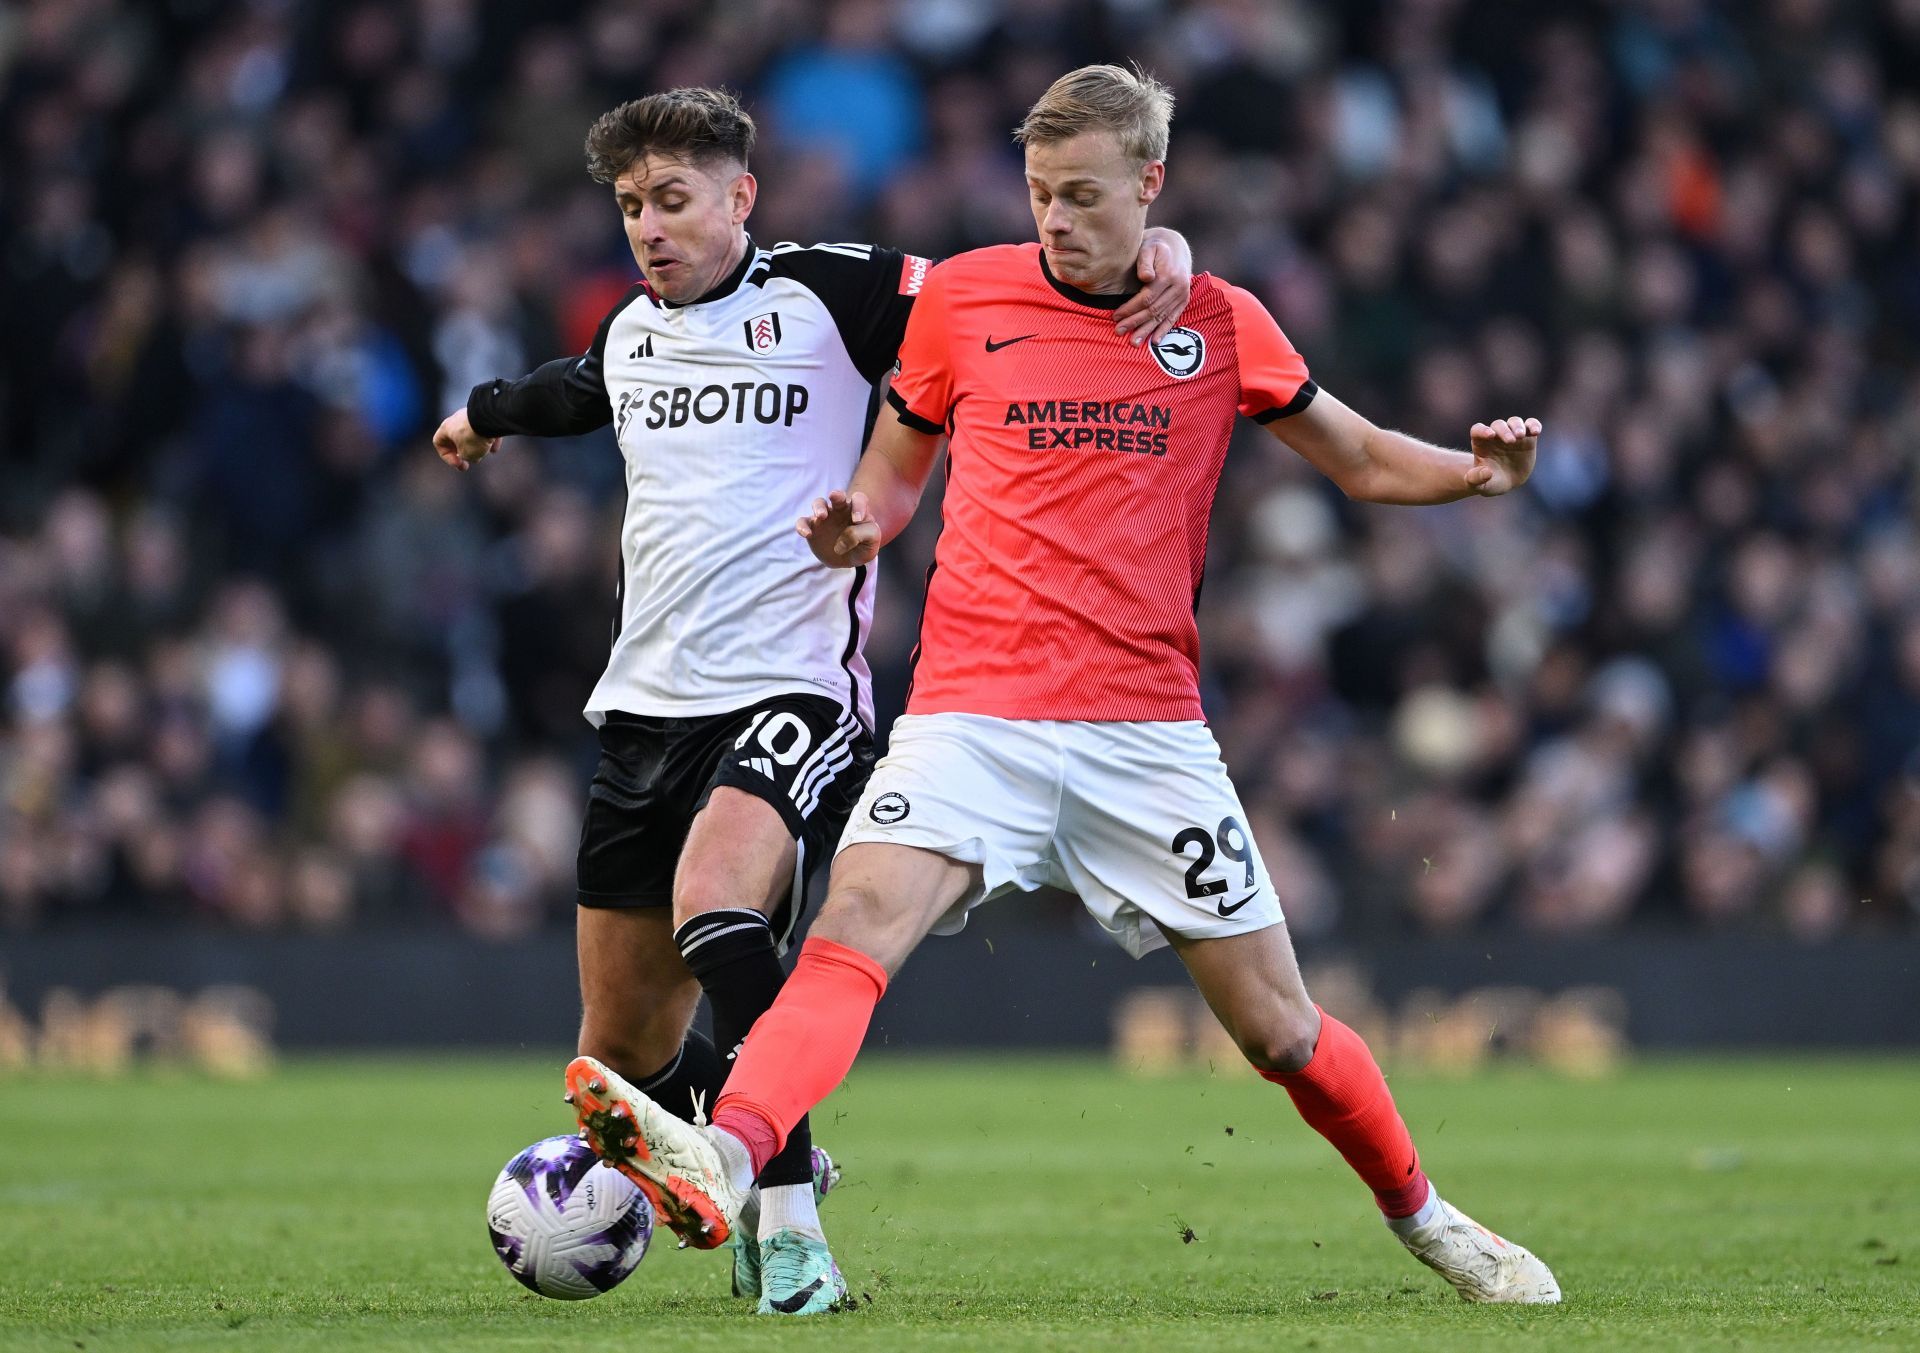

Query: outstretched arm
[[1270, 388, 1539, 505], [1113, 227, 1194, 346], [434, 293, 632, 470], [432, 354, 610, 470], [796, 403, 943, 566]]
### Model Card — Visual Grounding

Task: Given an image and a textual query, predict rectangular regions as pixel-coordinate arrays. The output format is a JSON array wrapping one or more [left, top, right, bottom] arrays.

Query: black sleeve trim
[[886, 387, 944, 435], [773, 245, 921, 384], [1251, 379, 1318, 424]]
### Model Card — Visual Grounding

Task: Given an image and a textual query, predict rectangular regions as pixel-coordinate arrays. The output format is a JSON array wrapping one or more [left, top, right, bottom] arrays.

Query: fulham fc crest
[[1149, 326, 1206, 379], [744, 311, 783, 353]]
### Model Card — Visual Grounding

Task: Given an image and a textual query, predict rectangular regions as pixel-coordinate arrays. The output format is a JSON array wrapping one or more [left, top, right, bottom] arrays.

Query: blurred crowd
[[4, 0, 1919, 941]]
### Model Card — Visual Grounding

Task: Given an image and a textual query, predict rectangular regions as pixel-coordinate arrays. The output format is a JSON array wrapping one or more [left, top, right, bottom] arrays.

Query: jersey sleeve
[[1222, 283, 1316, 423], [882, 260, 954, 435], [466, 286, 642, 438], [775, 243, 936, 384]]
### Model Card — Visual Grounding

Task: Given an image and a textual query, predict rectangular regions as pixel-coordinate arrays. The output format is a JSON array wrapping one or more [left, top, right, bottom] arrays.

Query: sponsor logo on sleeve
[[899, 255, 932, 296]]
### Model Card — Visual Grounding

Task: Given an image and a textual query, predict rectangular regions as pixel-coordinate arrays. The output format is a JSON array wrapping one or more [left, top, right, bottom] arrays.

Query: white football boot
[[1397, 1196, 1563, 1303], [565, 1055, 748, 1249]]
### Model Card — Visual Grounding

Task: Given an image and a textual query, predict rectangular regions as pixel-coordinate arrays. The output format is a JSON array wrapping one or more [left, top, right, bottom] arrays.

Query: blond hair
[[1014, 63, 1174, 164]]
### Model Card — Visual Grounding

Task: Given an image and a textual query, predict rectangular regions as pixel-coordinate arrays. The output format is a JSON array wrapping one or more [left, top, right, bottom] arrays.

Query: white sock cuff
[[710, 1125, 757, 1193], [757, 1180, 823, 1241], [1384, 1182, 1443, 1237]]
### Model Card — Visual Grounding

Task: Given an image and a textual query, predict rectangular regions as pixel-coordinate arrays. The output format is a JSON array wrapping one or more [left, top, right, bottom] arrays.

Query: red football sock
[[711, 936, 888, 1177], [1261, 1008, 1431, 1218]]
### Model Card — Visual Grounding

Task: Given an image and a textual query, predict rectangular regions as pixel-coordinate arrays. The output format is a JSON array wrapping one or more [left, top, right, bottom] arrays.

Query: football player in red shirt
[[567, 65, 1559, 1307], [436, 86, 1194, 1317]]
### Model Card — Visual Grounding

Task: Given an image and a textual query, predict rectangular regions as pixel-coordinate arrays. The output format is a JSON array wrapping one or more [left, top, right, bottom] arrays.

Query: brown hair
[[1014, 63, 1174, 164], [584, 87, 756, 184]]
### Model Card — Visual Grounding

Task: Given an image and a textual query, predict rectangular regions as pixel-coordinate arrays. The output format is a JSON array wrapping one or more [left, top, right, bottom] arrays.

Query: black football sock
[[631, 1029, 727, 1127], [674, 907, 817, 1189]]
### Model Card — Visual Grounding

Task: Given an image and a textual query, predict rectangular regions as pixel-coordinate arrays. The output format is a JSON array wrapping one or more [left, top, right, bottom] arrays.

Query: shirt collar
[[1038, 248, 1137, 312], [661, 233, 759, 309]]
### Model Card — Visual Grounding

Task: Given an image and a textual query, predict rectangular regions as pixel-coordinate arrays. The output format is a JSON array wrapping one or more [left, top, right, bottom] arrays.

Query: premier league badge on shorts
[[743, 311, 783, 354], [1149, 326, 1205, 379]]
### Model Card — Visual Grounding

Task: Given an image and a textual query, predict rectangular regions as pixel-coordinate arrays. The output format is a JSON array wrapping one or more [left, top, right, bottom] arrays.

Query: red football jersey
[[887, 243, 1315, 722]]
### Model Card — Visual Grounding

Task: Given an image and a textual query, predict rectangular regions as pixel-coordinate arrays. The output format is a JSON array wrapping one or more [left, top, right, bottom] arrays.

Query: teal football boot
[[730, 1145, 841, 1299]]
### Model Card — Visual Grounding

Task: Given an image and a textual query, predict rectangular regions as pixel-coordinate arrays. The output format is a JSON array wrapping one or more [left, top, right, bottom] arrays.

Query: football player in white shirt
[[430, 87, 1193, 1315]]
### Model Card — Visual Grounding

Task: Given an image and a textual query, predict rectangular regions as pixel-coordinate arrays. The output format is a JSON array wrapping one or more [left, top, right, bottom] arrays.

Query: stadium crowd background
[[4, 0, 1919, 946]]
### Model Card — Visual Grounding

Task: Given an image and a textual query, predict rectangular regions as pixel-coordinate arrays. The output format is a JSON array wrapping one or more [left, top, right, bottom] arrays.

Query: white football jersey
[[470, 239, 931, 731]]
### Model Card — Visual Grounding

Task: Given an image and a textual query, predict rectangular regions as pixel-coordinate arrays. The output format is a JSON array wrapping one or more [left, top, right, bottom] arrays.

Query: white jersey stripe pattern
[[791, 711, 862, 818]]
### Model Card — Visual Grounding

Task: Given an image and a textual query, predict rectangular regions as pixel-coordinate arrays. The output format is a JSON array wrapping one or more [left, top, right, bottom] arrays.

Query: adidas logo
[[629, 335, 654, 359], [741, 757, 774, 778]]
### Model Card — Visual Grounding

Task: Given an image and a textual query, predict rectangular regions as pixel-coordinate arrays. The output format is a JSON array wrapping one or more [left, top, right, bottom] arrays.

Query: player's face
[[612, 154, 757, 303], [1024, 131, 1164, 293]]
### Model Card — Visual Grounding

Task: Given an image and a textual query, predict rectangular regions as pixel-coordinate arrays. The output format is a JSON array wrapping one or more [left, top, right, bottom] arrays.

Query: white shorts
[[837, 714, 1283, 958]]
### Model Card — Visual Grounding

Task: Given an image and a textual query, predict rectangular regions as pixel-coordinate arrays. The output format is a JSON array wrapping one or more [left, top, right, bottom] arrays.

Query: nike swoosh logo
[[1217, 891, 1258, 917], [985, 333, 1037, 352], [768, 1277, 826, 1313]]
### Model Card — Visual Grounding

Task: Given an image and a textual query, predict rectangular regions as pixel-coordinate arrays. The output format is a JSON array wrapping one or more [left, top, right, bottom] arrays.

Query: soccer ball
[[486, 1135, 653, 1299]]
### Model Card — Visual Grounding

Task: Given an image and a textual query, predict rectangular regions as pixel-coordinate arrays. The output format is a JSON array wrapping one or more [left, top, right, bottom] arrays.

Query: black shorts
[[577, 693, 874, 943]]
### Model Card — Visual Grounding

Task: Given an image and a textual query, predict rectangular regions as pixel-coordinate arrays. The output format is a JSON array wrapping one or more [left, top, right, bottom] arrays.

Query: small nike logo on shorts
[[1217, 891, 1257, 917], [985, 333, 1037, 352]]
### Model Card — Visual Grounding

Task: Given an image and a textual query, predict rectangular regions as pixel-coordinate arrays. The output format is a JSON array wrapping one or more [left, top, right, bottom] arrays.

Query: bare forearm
[[848, 446, 929, 546], [1274, 388, 1538, 504], [1351, 427, 1480, 505]]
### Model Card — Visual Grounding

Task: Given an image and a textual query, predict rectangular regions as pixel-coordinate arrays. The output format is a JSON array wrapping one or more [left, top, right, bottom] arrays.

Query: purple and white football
[[487, 1135, 653, 1299]]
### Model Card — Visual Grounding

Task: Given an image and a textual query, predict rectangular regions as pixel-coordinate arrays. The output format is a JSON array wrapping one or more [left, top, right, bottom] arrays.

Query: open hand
[[1466, 416, 1541, 496], [797, 489, 881, 567]]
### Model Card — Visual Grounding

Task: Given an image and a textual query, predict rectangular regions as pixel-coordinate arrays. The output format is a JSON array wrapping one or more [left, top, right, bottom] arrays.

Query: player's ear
[[1139, 160, 1164, 206], [731, 170, 757, 225]]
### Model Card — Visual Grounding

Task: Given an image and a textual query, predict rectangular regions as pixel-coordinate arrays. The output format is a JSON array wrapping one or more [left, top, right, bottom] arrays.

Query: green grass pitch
[[2, 1055, 1916, 1350]]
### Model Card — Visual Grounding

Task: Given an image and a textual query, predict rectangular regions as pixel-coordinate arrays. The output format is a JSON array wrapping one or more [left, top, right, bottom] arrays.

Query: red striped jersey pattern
[[885, 242, 1314, 722]]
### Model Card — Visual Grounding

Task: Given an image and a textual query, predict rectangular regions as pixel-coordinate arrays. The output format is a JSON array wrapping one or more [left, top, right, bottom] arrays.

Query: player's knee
[[811, 882, 885, 943], [808, 883, 906, 966], [670, 867, 759, 923], [1236, 1006, 1321, 1074]]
